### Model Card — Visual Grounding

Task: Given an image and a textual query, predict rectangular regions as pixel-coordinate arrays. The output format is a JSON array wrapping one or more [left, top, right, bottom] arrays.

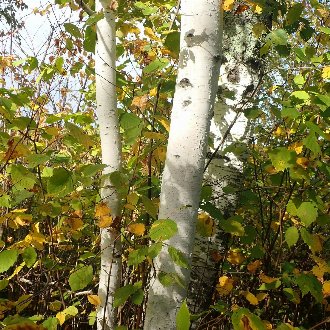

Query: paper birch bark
[[189, 9, 263, 313], [144, 0, 221, 329], [95, 1, 122, 329]]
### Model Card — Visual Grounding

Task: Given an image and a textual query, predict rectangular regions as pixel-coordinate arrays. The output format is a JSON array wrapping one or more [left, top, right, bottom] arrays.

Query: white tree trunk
[[95, 2, 122, 329], [144, 1, 221, 329], [189, 10, 262, 314]]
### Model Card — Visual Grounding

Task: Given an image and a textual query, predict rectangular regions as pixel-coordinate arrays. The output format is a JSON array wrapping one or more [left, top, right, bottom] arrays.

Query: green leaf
[[80, 164, 106, 177], [149, 219, 178, 241], [164, 31, 180, 58], [43, 317, 59, 330], [300, 228, 321, 253], [0, 249, 18, 273], [267, 29, 288, 45], [69, 265, 93, 291], [85, 11, 104, 26], [168, 246, 189, 269], [269, 147, 296, 171], [143, 58, 169, 74], [158, 271, 184, 287], [176, 300, 190, 330], [141, 195, 158, 219], [131, 288, 144, 305], [127, 247, 148, 266], [0, 279, 9, 291], [286, 3, 303, 25], [232, 308, 266, 330], [0, 194, 11, 207], [8, 164, 36, 190], [294, 273, 322, 302], [303, 133, 320, 154], [258, 279, 281, 290], [320, 27, 330, 34], [47, 167, 73, 196], [26, 154, 50, 168], [65, 122, 94, 147], [220, 216, 245, 236], [147, 242, 162, 259], [113, 284, 138, 307], [291, 90, 310, 101], [84, 26, 96, 53], [296, 201, 318, 226], [88, 311, 96, 326], [22, 246, 37, 268], [285, 227, 299, 247], [120, 112, 143, 145], [64, 23, 82, 38]]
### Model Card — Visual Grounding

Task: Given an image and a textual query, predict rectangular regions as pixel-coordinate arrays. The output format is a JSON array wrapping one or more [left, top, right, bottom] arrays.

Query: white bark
[[144, 1, 221, 329], [95, 2, 122, 329], [189, 10, 261, 314]]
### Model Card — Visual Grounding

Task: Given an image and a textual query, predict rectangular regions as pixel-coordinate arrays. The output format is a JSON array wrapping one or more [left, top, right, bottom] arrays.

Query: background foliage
[[0, 0, 329, 329]]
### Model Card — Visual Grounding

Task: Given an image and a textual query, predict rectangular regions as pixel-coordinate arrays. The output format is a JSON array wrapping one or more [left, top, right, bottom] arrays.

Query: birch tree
[[189, 8, 264, 314], [95, 1, 122, 329], [144, 1, 221, 328]]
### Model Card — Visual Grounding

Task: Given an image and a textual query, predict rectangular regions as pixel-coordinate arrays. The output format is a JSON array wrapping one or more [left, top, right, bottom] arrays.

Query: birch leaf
[[87, 295, 101, 306], [149, 219, 177, 241], [176, 300, 190, 330]]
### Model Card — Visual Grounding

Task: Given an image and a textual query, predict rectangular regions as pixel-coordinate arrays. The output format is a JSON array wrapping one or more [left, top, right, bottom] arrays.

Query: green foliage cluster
[[0, 0, 328, 329]]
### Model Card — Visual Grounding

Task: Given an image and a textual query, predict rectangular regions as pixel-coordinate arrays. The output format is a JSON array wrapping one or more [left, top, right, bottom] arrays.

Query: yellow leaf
[[128, 223, 145, 236], [44, 126, 60, 136], [260, 273, 278, 283], [323, 281, 330, 298], [289, 142, 303, 154], [274, 127, 284, 137], [87, 294, 101, 306], [256, 293, 268, 301], [144, 27, 160, 41], [197, 212, 216, 237], [8, 263, 24, 280], [131, 95, 148, 110], [296, 157, 309, 169], [247, 260, 262, 274], [246, 0, 263, 14], [322, 66, 330, 80], [227, 249, 245, 265], [216, 276, 234, 296], [66, 217, 84, 231], [97, 215, 113, 228], [143, 131, 166, 140], [149, 87, 158, 97], [95, 203, 111, 218], [312, 256, 330, 278], [155, 115, 170, 132], [222, 0, 235, 11], [154, 146, 167, 162], [95, 203, 113, 228], [56, 311, 66, 325], [254, 4, 262, 14], [268, 85, 278, 94], [242, 290, 259, 305]]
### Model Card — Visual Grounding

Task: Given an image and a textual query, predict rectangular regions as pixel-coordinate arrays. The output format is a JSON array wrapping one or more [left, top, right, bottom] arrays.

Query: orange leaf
[[88, 294, 101, 306], [128, 223, 145, 236], [260, 273, 278, 283]]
